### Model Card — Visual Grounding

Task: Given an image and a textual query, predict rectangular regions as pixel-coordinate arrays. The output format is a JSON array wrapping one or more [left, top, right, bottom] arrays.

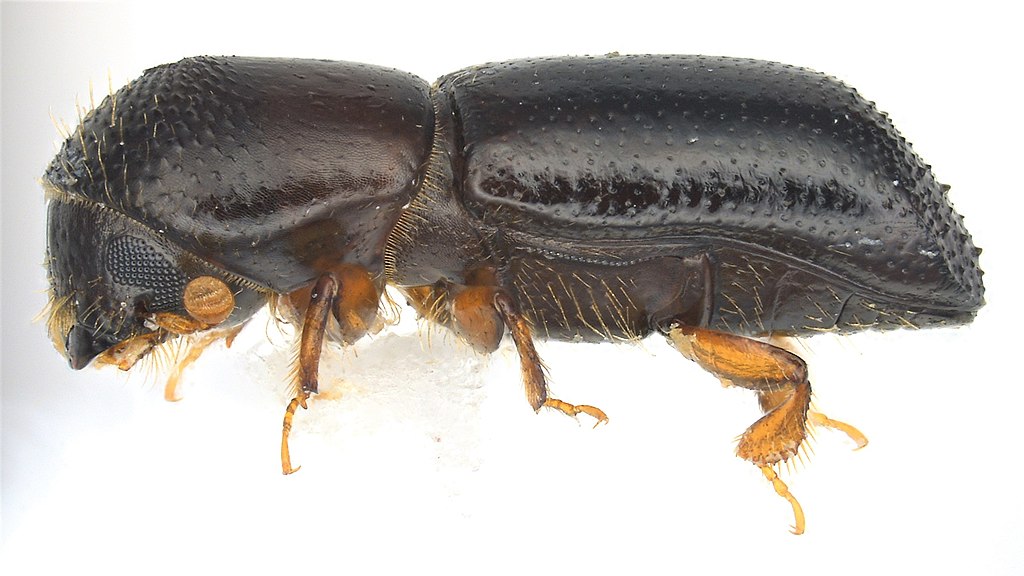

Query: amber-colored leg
[[754, 366, 869, 454], [281, 393, 308, 475], [760, 465, 805, 535], [670, 327, 812, 462], [809, 412, 869, 450], [164, 323, 246, 401], [493, 292, 608, 426], [281, 274, 338, 475], [330, 264, 383, 344], [767, 336, 869, 450], [668, 325, 815, 533], [451, 285, 504, 354]]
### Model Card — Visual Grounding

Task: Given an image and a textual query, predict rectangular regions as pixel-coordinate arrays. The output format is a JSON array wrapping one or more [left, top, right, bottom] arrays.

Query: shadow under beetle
[[43, 55, 985, 533]]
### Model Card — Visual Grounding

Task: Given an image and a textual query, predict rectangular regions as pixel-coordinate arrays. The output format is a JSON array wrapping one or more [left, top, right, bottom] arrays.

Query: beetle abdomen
[[436, 55, 983, 327], [45, 56, 433, 292]]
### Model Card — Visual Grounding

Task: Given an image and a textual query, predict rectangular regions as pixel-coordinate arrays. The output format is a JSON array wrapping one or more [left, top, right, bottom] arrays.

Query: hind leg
[[669, 327, 812, 461], [667, 325, 828, 534]]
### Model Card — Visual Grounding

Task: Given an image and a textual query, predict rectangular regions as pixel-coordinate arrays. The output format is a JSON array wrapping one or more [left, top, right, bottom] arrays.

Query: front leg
[[280, 265, 383, 474], [281, 274, 337, 475]]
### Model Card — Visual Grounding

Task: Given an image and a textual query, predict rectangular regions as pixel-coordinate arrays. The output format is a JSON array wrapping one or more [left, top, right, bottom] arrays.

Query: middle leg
[[493, 292, 608, 425]]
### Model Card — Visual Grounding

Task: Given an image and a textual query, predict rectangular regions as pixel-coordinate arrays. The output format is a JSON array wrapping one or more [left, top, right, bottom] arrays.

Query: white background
[[2, 2, 1021, 574]]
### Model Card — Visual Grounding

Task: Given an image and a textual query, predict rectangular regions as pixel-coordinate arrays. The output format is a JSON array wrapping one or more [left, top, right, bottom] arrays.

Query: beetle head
[[44, 181, 263, 371]]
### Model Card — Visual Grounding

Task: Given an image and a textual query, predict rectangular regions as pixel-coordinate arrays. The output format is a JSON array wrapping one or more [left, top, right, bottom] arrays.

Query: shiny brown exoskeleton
[[43, 55, 984, 533]]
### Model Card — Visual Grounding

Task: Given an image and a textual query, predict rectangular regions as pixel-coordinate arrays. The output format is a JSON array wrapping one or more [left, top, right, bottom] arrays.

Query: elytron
[[44, 55, 984, 533]]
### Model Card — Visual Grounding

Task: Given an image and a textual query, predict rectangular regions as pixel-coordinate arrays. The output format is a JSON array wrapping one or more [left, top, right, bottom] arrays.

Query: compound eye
[[106, 235, 186, 313]]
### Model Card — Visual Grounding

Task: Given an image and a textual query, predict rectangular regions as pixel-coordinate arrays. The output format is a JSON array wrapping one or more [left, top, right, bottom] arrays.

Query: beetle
[[43, 54, 984, 534]]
